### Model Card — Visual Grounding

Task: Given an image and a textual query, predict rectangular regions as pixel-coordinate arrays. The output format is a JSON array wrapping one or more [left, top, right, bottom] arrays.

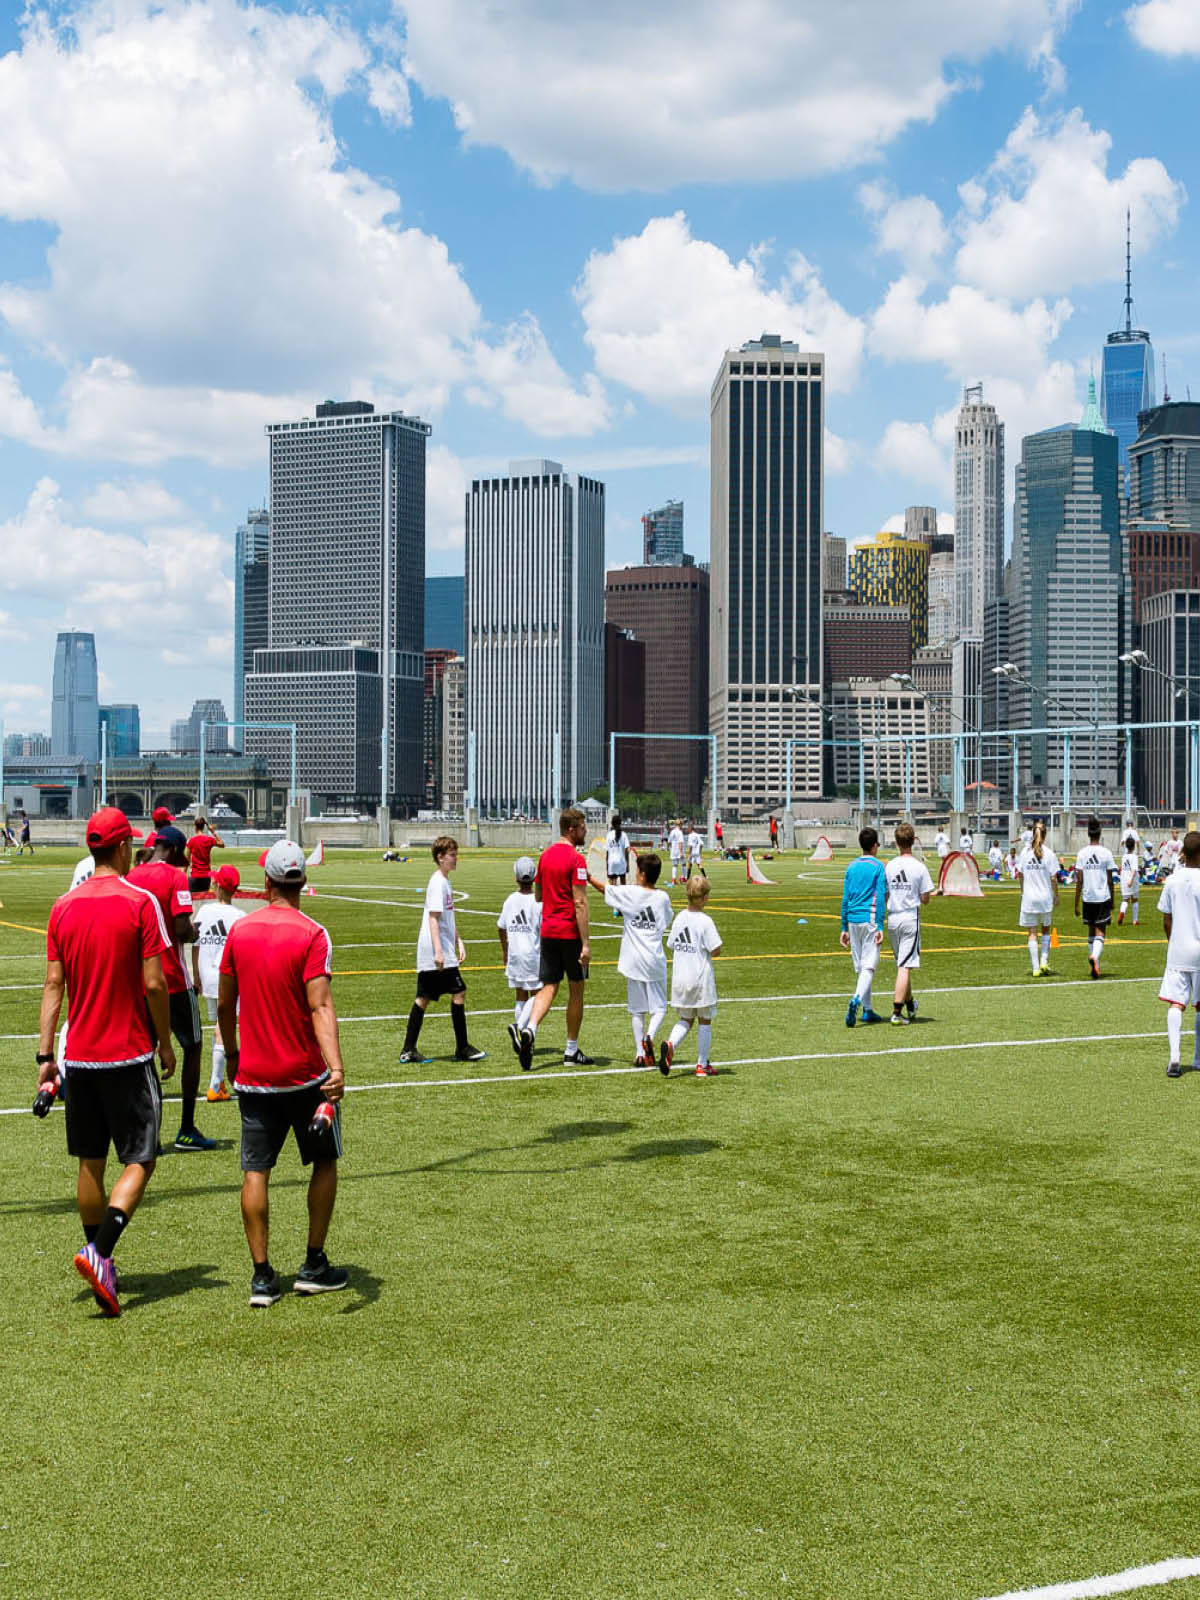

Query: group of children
[[840, 822, 934, 1027]]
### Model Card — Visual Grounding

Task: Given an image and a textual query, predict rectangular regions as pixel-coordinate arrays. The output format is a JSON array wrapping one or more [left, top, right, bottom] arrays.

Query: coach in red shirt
[[508, 808, 592, 1071], [219, 840, 348, 1307], [39, 807, 177, 1317], [185, 816, 225, 893]]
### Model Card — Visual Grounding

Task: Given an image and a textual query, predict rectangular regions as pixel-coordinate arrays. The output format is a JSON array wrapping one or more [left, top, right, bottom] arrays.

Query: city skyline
[[0, 0, 1196, 738]]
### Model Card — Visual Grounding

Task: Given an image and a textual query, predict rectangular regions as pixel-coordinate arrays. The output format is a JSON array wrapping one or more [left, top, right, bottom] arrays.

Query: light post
[[891, 671, 978, 826], [994, 661, 1100, 816], [1121, 648, 1200, 814]]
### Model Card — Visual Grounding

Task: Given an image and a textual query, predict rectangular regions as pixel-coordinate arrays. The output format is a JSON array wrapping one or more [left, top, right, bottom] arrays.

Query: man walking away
[[511, 809, 592, 1069]]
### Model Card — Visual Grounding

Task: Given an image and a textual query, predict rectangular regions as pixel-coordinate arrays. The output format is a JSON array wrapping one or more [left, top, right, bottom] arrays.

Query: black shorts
[[1083, 897, 1113, 929], [64, 1059, 162, 1165], [539, 936, 586, 985], [168, 989, 203, 1049], [416, 966, 467, 1001], [237, 1083, 341, 1172], [188, 876, 211, 895]]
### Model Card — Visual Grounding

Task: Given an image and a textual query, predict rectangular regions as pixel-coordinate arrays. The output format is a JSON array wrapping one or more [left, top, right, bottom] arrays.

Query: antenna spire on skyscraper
[[1124, 207, 1134, 337]]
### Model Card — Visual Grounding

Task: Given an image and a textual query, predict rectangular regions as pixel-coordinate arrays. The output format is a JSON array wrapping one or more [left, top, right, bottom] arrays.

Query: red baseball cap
[[152, 806, 174, 825], [86, 807, 143, 849], [258, 847, 270, 867], [213, 864, 241, 890], [144, 831, 158, 848]]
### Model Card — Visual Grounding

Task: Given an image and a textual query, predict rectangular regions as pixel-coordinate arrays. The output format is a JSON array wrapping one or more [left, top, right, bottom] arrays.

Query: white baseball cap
[[264, 839, 307, 884], [514, 855, 537, 881]]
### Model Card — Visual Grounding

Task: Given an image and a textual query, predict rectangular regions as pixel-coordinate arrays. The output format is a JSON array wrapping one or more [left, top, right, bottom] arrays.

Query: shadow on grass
[[336, 1265, 384, 1313], [119, 1262, 228, 1310]]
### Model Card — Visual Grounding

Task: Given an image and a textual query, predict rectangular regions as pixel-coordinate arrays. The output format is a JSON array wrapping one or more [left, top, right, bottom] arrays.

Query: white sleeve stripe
[[128, 882, 171, 948]]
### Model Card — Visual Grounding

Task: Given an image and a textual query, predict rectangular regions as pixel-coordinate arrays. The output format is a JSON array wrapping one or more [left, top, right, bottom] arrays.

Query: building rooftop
[[1134, 401, 1200, 444]]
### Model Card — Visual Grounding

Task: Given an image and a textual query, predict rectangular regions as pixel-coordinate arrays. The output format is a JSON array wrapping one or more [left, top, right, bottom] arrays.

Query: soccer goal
[[809, 835, 833, 862], [746, 849, 777, 885], [938, 849, 983, 898]]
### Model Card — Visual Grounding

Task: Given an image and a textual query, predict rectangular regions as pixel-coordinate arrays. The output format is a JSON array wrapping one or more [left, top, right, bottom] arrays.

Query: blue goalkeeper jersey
[[841, 855, 887, 930]]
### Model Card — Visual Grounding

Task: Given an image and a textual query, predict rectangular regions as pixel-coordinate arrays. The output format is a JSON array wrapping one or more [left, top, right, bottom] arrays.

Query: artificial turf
[[2, 843, 1199, 1600]]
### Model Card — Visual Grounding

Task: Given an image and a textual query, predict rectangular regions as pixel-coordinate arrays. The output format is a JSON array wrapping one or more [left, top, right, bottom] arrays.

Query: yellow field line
[[0, 917, 44, 937]]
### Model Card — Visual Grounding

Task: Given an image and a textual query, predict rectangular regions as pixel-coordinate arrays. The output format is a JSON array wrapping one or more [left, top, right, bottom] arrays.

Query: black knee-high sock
[[402, 1004, 424, 1051], [94, 1206, 128, 1259], [451, 1003, 468, 1051]]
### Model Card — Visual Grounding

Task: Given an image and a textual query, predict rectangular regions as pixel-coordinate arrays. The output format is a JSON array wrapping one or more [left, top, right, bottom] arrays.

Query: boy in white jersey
[[1117, 835, 1141, 925], [661, 875, 722, 1077], [1073, 817, 1115, 978], [399, 836, 486, 1066], [987, 841, 1003, 880], [600, 851, 673, 1066], [498, 857, 542, 1037], [604, 813, 632, 885], [1158, 830, 1200, 1077], [667, 821, 685, 885], [192, 865, 246, 1099], [885, 822, 934, 1024], [1016, 821, 1059, 976], [686, 823, 704, 874]]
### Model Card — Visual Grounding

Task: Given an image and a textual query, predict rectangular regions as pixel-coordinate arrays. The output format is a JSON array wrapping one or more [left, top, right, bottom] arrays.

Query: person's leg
[[106, 1159, 155, 1221], [527, 980, 558, 1032], [1027, 928, 1039, 974], [893, 966, 911, 1015], [1040, 925, 1052, 969], [241, 1170, 270, 1265], [401, 992, 429, 1052], [77, 1157, 108, 1235], [514, 987, 527, 1026], [668, 1015, 693, 1050], [631, 1013, 645, 1057], [306, 1159, 337, 1253], [451, 992, 469, 1052], [565, 978, 585, 1050], [179, 1041, 202, 1133], [696, 1019, 713, 1067]]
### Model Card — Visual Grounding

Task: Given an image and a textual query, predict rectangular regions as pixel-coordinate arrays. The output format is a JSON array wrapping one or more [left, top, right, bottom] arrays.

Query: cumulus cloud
[[471, 315, 611, 436], [426, 445, 467, 552], [81, 479, 188, 523], [575, 213, 865, 411], [1126, 0, 1200, 54], [399, 0, 1073, 189], [859, 184, 950, 277], [870, 276, 1072, 382], [953, 108, 1185, 299]]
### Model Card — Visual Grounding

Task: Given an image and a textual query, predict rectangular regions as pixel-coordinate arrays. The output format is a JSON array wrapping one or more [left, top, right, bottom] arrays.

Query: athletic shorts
[[675, 1004, 717, 1022], [626, 976, 667, 1017], [1160, 968, 1200, 1008], [847, 922, 880, 974], [888, 914, 922, 970], [166, 988, 203, 1048], [237, 1083, 341, 1172], [203, 995, 218, 1024], [1082, 897, 1112, 930], [1019, 907, 1053, 929], [539, 936, 586, 985], [188, 876, 211, 895], [64, 1058, 162, 1165], [505, 966, 542, 993], [416, 966, 467, 1001]]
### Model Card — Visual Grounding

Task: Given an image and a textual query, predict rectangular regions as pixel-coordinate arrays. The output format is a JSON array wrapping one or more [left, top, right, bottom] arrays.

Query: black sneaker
[[1168, 1061, 1183, 1079], [398, 1048, 430, 1065], [249, 1267, 282, 1308], [294, 1254, 349, 1295], [518, 1028, 534, 1071], [658, 1039, 673, 1077], [507, 1022, 523, 1062], [563, 1048, 594, 1066], [455, 1045, 488, 1062]]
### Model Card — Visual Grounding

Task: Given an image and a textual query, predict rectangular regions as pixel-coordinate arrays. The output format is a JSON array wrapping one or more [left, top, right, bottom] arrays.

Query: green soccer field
[[3, 844, 1200, 1600]]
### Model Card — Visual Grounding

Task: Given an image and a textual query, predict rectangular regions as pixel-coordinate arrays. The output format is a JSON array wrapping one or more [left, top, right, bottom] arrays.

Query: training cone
[[1050, 927, 1060, 949]]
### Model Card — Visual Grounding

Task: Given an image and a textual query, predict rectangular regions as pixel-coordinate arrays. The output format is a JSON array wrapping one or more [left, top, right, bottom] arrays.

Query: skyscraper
[[904, 505, 938, 542], [245, 400, 429, 809], [99, 704, 140, 758], [1101, 212, 1155, 497], [51, 631, 99, 761], [1009, 399, 1122, 794], [233, 508, 269, 742], [710, 335, 823, 812], [926, 533, 956, 646], [954, 384, 1005, 641], [425, 575, 465, 654], [172, 699, 229, 754], [847, 531, 929, 650], [466, 460, 605, 815], [642, 500, 684, 565]]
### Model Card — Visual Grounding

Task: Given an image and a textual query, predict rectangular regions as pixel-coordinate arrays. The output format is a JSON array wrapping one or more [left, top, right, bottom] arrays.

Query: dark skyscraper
[[425, 575, 465, 654], [51, 630, 99, 761], [1101, 212, 1155, 497], [642, 500, 684, 565], [233, 508, 269, 742], [99, 704, 140, 757]]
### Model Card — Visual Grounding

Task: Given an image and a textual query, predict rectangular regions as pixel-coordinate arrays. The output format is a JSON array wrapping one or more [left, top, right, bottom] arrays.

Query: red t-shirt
[[126, 861, 194, 991], [185, 835, 218, 876], [537, 839, 588, 939], [46, 875, 171, 1067], [220, 903, 333, 1091]]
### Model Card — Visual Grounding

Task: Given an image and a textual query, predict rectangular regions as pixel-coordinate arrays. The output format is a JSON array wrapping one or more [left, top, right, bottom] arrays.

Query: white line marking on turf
[[317, 891, 498, 919], [977, 1555, 1200, 1598]]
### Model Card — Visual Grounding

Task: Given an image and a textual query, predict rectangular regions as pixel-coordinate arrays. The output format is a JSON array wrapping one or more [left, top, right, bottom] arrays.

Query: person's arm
[[37, 960, 66, 1086], [1074, 872, 1082, 917], [217, 970, 239, 1074], [573, 881, 590, 965], [873, 865, 886, 944], [192, 941, 202, 992], [429, 910, 444, 968], [144, 955, 176, 1078], [499, 927, 509, 961], [840, 871, 850, 946], [212, 829, 225, 848], [175, 910, 198, 945], [306, 974, 345, 1102]]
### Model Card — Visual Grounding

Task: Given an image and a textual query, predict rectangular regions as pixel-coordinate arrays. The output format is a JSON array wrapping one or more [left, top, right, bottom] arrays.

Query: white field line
[[977, 1554, 1200, 1598], [0, 1029, 1162, 1114], [0, 975, 1162, 1041]]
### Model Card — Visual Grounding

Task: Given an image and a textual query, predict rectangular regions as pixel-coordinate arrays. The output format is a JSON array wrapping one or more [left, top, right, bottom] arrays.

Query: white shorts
[[1121, 887, 1139, 900], [670, 853, 683, 867], [1159, 968, 1200, 1008], [888, 915, 921, 970], [626, 977, 668, 1016], [676, 1005, 716, 1022], [203, 995, 218, 1023], [1019, 908, 1053, 929], [848, 922, 880, 974], [506, 966, 542, 993]]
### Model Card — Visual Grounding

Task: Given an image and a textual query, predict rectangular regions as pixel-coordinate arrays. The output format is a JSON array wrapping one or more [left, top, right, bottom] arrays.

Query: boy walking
[[1118, 835, 1141, 926], [193, 865, 246, 1100], [599, 852, 672, 1066], [399, 837, 486, 1065], [686, 822, 704, 876], [884, 822, 933, 1025], [662, 875, 722, 1077], [1074, 817, 1116, 979], [667, 820, 685, 885], [1157, 830, 1200, 1078], [498, 857, 542, 1035], [840, 827, 887, 1027]]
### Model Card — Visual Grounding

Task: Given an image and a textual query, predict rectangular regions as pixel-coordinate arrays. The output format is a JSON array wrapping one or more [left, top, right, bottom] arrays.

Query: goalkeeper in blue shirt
[[840, 826, 887, 1027]]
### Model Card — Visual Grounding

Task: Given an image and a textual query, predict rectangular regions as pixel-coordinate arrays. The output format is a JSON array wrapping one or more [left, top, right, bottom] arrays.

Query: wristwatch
[[36, 1051, 55, 1065]]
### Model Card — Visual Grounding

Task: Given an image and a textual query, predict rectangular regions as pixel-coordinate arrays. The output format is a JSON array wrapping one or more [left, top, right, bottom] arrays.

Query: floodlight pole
[[100, 719, 108, 807]]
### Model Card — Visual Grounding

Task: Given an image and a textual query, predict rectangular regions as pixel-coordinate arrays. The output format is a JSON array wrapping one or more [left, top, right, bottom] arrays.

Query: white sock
[[631, 1016, 644, 1054], [1040, 933, 1051, 965], [517, 997, 535, 1030], [1119, 899, 1128, 918], [854, 967, 873, 1005], [1028, 933, 1039, 973], [1134, 906, 1139, 924], [514, 1000, 524, 1024], [527, 1015, 539, 1037], [648, 1008, 665, 1041], [566, 1037, 578, 1054], [1091, 936, 1103, 965], [669, 1019, 691, 1049], [210, 1038, 226, 1091], [697, 1022, 712, 1064], [1168, 1005, 1183, 1063]]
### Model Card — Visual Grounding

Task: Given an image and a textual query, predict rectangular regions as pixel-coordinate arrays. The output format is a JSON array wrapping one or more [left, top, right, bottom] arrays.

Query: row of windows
[[727, 362, 822, 378]]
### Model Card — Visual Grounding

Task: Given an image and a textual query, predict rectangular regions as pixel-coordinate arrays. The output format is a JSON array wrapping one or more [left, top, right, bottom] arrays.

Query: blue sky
[[0, 0, 1197, 742]]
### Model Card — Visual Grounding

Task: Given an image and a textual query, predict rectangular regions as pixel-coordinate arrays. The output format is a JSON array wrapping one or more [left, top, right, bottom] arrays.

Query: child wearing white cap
[[498, 857, 543, 1033]]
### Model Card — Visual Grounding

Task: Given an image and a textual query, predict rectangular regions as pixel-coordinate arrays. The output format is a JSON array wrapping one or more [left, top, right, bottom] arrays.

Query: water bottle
[[307, 1100, 336, 1138], [33, 1073, 62, 1118]]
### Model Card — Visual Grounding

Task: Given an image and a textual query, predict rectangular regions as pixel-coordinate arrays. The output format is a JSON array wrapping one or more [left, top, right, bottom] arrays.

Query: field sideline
[[3, 843, 1200, 1600]]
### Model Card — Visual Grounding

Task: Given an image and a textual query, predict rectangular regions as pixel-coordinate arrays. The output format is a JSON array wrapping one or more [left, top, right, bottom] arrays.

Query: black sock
[[180, 1087, 196, 1133], [451, 1004, 469, 1051], [253, 1259, 272, 1277], [94, 1206, 128, 1259], [402, 1004, 424, 1051], [893, 1003, 903, 1016], [84, 1223, 99, 1244], [906, 998, 916, 1013], [305, 1245, 326, 1269]]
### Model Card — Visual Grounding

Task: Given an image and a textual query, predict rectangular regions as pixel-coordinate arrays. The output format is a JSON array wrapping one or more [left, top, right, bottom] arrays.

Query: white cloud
[[1, 682, 50, 722], [953, 108, 1185, 299], [470, 315, 611, 436], [824, 430, 854, 476], [575, 213, 865, 411], [870, 276, 1072, 382], [859, 184, 949, 277], [81, 479, 188, 523], [399, 0, 1073, 189], [1127, 0, 1200, 54], [0, 609, 29, 643], [426, 446, 467, 552], [877, 416, 958, 496]]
